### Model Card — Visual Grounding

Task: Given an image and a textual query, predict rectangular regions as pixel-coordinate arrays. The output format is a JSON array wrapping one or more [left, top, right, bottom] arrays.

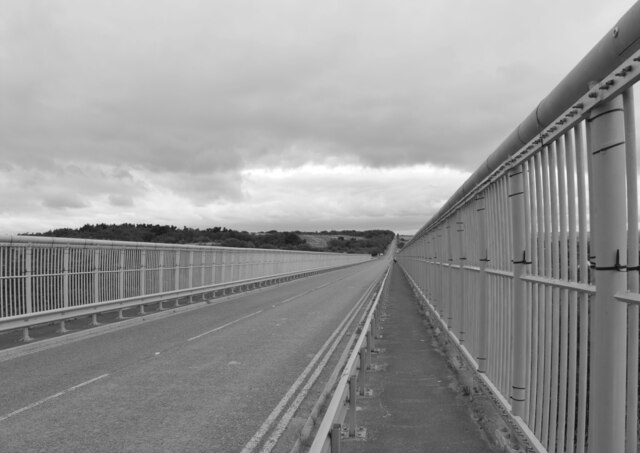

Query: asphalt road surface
[[0, 257, 390, 452]]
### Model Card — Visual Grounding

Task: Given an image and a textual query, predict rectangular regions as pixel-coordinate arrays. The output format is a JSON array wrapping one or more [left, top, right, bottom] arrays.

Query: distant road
[[0, 257, 390, 452]]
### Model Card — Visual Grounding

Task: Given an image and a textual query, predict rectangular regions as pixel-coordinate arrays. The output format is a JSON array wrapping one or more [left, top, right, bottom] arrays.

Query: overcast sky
[[1, 0, 637, 235]]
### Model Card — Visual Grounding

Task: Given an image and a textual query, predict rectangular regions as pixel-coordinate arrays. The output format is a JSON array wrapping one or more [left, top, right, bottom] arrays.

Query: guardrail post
[[366, 328, 373, 369], [348, 374, 357, 437], [476, 194, 489, 373], [331, 423, 341, 452], [588, 94, 627, 453], [509, 164, 527, 417], [359, 347, 367, 395]]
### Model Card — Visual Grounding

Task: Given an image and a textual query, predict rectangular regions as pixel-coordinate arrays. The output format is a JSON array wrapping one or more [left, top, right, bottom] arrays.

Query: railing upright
[[476, 194, 489, 373], [588, 94, 628, 453], [509, 164, 527, 418], [624, 87, 639, 453], [456, 212, 466, 343]]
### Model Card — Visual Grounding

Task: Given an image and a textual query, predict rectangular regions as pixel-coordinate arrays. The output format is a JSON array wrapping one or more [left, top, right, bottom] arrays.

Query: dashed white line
[[0, 374, 109, 423], [187, 310, 263, 342]]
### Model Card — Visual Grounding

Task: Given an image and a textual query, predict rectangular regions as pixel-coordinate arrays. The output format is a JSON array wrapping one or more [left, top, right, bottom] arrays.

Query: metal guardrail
[[0, 236, 370, 341], [398, 3, 640, 453], [308, 266, 390, 453]]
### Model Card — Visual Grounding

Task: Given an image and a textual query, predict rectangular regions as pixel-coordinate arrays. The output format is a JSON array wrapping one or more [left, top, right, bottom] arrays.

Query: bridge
[[3, 3, 640, 453]]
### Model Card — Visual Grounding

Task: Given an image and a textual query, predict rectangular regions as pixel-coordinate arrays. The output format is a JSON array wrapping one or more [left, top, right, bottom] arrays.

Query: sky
[[1, 0, 637, 236]]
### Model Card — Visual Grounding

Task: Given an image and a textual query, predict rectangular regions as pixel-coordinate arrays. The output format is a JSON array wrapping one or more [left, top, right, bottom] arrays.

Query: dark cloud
[[108, 194, 134, 207], [0, 0, 635, 234], [42, 194, 87, 210]]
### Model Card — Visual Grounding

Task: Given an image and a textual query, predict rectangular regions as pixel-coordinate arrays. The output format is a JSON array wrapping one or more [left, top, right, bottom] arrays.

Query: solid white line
[[0, 374, 109, 423], [187, 310, 263, 342], [241, 278, 377, 453]]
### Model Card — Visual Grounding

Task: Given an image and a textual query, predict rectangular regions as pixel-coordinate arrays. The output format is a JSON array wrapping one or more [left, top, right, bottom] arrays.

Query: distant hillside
[[24, 224, 394, 255]]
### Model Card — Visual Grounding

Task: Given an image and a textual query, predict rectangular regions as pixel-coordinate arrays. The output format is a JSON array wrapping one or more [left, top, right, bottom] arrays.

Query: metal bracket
[[512, 251, 532, 265], [589, 249, 627, 271]]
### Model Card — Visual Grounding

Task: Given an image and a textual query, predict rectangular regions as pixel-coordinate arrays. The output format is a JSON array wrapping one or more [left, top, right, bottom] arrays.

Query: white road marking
[[0, 374, 109, 423], [241, 278, 376, 453], [187, 310, 263, 341]]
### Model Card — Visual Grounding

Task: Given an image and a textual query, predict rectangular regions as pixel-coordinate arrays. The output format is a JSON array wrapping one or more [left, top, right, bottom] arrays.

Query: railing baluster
[[565, 127, 579, 453], [509, 165, 527, 418], [588, 94, 628, 453], [623, 87, 639, 453]]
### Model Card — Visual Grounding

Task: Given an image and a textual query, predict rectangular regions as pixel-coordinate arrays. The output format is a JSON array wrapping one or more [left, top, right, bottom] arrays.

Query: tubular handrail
[[408, 1, 640, 244]]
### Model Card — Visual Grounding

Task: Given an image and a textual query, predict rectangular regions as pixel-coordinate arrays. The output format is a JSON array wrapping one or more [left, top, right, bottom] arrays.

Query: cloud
[[42, 194, 87, 210], [0, 0, 636, 235], [108, 194, 134, 208]]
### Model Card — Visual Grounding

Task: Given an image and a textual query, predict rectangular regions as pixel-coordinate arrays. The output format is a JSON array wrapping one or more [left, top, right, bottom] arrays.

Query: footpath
[[341, 264, 499, 453]]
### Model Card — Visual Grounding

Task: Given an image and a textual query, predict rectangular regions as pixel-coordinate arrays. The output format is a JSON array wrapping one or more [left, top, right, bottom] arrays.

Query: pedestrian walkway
[[342, 264, 499, 453]]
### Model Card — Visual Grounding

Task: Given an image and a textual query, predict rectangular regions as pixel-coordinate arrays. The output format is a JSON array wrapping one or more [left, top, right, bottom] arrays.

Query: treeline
[[25, 224, 394, 255], [325, 230, 395, 256]]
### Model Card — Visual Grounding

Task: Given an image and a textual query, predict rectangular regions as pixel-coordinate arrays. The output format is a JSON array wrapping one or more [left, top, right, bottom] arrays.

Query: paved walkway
[[342, 264, 498, 453]]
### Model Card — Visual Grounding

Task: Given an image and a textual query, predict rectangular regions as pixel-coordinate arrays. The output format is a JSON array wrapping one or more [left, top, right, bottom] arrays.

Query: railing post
[[509, 165, 527, 417], [188, 250, 194, 303], [140, 249, 146, 296], [476, 194, 489, 373], [119, 249, 125, 300], [175, 250, 180, 291], [93, 248, 100, 304], [21, 245, 34, 342], [63, 247, 69, 309], [588, 94, 627, 453], [456, 212, 466, 343], [446, 221, 453, 330], [59, 247, 70, 331], [221, 250, 227, 283], [624, 87, 638, 453]]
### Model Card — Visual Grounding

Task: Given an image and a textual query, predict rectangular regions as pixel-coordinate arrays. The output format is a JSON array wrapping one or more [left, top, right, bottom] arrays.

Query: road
[[0, 257, 390, 452]]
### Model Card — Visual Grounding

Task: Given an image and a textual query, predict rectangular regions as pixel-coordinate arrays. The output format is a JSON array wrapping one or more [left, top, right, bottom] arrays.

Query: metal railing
[[308, 266, 389, 453], [397, 3, 640, 453], [0, 235, 370, 340]]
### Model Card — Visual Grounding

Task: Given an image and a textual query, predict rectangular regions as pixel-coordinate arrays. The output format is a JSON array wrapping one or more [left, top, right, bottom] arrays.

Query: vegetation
[[24, 224, 394, 255]]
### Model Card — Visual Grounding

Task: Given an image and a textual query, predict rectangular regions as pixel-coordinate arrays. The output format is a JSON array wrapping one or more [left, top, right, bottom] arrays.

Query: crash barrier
[[398, 3, 640, 453], [0, 235, 370, 341], [308, 266, 390, 452]]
